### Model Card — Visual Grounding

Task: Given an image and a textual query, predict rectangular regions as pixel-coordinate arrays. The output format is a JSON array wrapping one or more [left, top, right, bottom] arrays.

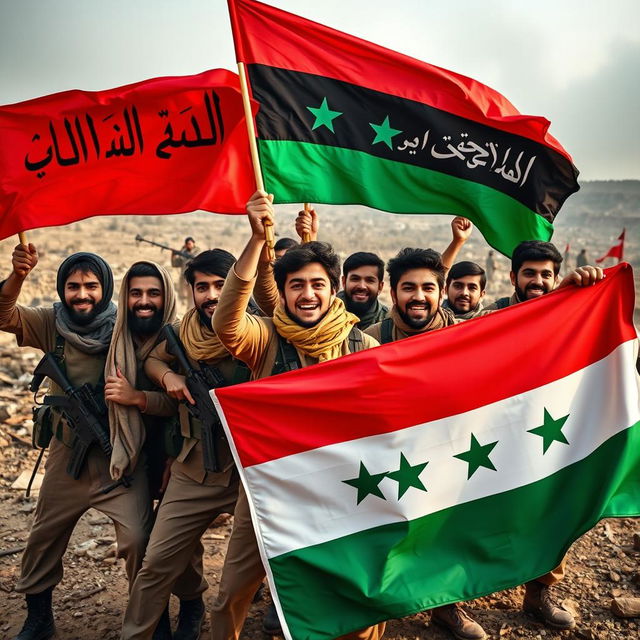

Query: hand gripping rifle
[[30, 353, 132, 493], [161, 325, 226, 472], [134, 234, 192, 260]]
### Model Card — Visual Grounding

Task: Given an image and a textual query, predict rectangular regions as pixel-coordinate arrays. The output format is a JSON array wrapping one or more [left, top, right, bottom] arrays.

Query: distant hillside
[[558, 180, 640, 225]]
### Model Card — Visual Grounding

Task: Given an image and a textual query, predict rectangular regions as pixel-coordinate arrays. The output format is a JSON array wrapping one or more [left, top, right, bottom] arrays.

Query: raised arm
[[0, 243, 39, 337], [441, 217, 472, 271], [212, 191, 274, 370]]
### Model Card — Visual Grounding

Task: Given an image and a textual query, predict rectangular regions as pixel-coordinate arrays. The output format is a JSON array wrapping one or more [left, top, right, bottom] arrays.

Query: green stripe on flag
[[258, 139, 554, 256], [269, 422, 640, 640]]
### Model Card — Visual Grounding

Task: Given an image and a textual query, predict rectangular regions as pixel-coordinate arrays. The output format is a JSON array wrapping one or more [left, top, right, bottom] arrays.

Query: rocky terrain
[[0, 183, 639, 639]]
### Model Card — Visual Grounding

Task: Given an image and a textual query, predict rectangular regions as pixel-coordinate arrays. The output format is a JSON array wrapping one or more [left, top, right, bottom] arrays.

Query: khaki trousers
[[534, 558, 566, 586], [209, 484, 386, 640], [121, 462, 238, 640], [16, 438, 152, 594]]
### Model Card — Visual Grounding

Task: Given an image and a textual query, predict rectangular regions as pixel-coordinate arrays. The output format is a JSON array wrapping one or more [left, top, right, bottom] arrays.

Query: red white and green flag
[[227, 0, 580, 257], [212, 263, 640, 640]]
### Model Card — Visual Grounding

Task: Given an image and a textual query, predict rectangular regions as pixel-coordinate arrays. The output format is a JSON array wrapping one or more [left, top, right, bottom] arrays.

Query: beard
[[127, 307, 163, 336], [67, 300, 99, 326], [344, 295, 375, 317], [397, 304, 434, 330], [516, 282, 550, 302], [196, 300, 218, 327]]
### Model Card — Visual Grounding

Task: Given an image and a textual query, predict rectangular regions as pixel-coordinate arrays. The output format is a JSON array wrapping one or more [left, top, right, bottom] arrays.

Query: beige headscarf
[[273, 297, 359, 362], [106, 261, 176, 480], [179, 306, 229, 364]]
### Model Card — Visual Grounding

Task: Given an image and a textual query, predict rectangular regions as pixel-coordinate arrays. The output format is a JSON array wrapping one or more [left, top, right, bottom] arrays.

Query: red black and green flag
[[227, 0, 580, 256]]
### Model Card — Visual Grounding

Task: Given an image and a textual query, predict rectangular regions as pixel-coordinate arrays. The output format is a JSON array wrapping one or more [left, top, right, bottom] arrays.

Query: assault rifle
[[30, 353, 132, 493], [134, 234, 192, 260], [162, 325, 226, 472]]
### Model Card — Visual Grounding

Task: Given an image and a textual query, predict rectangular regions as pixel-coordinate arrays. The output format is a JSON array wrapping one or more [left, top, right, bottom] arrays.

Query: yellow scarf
[[273, 297, 359, 362], [179, 306, 229, 363]]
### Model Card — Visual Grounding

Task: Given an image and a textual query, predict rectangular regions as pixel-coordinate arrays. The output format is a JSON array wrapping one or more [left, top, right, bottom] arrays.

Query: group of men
[[2, 189, 603, 640]]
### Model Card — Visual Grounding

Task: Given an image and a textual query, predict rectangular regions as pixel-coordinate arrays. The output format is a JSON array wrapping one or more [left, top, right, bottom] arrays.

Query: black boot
[[262, 602, 283, 636], [13, 588, 55, 640], [173, 597, 205, 640], [152, 606, 173, 640]]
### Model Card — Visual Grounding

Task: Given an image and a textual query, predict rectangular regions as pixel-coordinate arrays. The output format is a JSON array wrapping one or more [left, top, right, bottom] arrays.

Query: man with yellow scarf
[[121, 249, 264, 640], [209, 190, 383, 640]]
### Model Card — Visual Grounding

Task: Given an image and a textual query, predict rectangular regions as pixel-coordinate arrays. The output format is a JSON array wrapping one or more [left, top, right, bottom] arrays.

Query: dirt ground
[[0, 211, 639, 639], [0, 337, 639, 640]]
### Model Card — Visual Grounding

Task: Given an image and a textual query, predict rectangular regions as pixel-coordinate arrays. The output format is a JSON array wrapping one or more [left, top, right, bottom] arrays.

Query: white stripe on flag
[[231, 339, 640, 558]]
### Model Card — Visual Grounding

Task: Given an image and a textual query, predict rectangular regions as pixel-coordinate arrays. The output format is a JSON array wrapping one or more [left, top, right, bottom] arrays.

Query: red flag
[[0, 69, 256, 240], [596, 229, 625, 263]]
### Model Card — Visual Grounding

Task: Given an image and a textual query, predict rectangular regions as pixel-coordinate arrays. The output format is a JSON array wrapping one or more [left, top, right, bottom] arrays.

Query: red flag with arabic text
[[0, 69, 255, 240]]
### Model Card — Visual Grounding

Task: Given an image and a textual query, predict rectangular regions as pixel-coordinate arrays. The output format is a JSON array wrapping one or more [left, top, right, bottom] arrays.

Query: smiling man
[[484, 241, 561, 310], [0, 246, 157, 640], [209, 190, 383, 640], [443, 261, 487, 320], [365, 247, 458, 344], [121, 249, 270, 640], [337, 252, 388, 329], [106, 261, 208, 640]]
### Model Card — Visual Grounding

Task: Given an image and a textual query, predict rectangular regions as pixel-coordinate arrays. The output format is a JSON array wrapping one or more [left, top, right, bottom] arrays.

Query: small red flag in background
[[0, 69, 255, 240], [596, 229, 625, 264]]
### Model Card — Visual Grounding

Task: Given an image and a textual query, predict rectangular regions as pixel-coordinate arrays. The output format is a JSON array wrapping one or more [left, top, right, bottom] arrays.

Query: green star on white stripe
[[528, 408, 570, 454], [454, 433, 498, 479]]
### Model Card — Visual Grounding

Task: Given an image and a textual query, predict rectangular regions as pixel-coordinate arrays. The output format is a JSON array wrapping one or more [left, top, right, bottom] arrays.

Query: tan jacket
[[213, 267, 379, 381]]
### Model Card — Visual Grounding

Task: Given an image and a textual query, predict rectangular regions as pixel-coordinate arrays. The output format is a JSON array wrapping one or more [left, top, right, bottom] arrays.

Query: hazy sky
[[1, 0, 638, 180]]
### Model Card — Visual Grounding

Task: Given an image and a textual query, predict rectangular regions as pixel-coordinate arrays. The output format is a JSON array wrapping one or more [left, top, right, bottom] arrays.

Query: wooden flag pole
[[302, 203, 311, 243], [237, 62, 275, 261], [18, 232, 27, 246]]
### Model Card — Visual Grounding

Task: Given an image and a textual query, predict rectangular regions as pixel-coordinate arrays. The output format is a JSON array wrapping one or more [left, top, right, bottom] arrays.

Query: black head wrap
[[56, 252, 114, 314]]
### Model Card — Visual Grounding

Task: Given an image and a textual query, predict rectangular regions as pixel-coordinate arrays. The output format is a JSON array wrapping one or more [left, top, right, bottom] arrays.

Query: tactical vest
[[271, 326, 366, 375]]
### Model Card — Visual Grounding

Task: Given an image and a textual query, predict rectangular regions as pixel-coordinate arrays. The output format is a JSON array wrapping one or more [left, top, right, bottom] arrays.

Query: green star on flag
[[306, 97, 343, 132], [343, 461, 388, 504], [369, 115, 402, 149], [528, 408, 570, 454], [386, 453, 429, 499], [454, 433, 498, 479]]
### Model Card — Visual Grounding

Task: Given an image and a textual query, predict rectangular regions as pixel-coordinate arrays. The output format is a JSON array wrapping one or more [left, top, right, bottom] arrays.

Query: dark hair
[[127, 262, 162, 282], [343, 252, 384, 281], [184, 249, 236, 285], [185, 236, 195, 244], [511, 241, 563, 276], [274, 237, 299, 252], [273, 241, 340, 292], [446, 261, 486, 289], [387, 248, 446, 290]]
